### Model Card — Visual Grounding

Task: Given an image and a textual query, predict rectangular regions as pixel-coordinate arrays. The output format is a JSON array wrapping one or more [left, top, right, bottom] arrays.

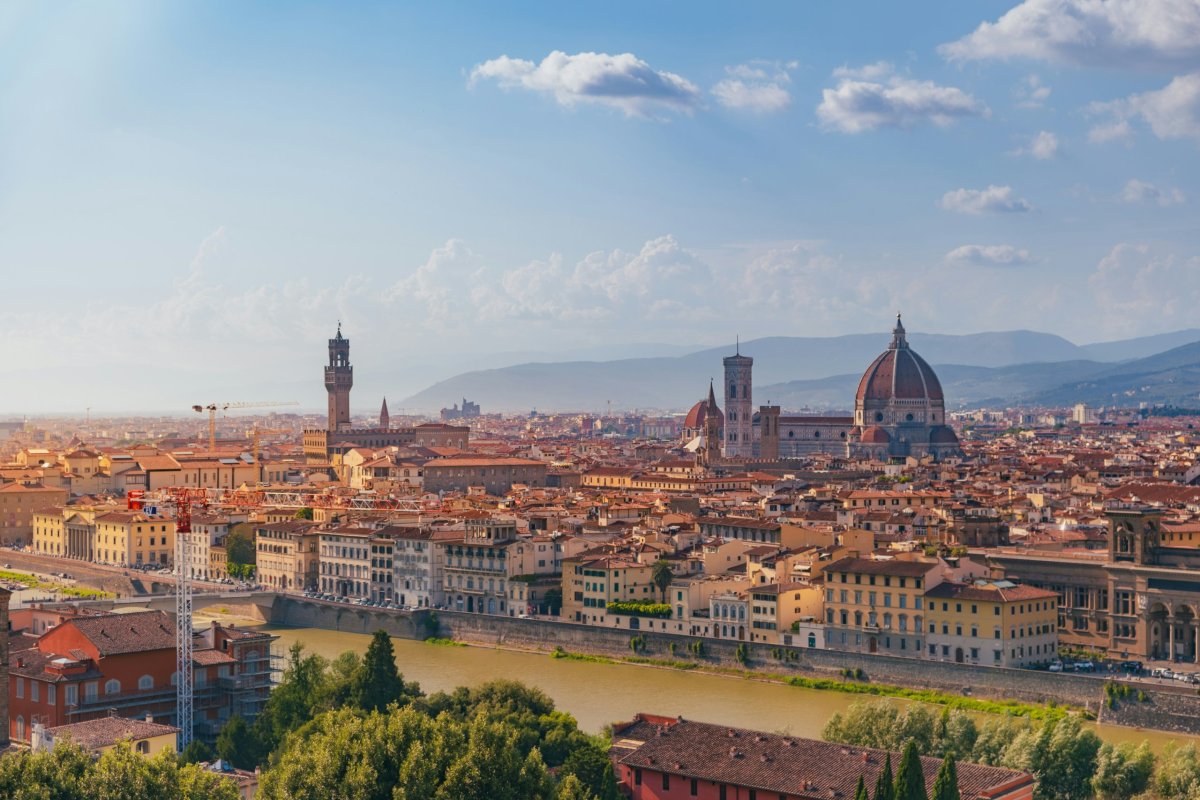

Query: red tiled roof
[[614, 717, 1031, 800]]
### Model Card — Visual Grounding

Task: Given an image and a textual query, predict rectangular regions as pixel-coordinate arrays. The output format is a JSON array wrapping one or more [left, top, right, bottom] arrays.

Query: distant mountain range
[[400, 329, 1200, 413]]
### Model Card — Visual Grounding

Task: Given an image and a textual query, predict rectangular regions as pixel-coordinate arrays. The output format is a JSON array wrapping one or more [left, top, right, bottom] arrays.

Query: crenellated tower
[[325, 323, 353, 432]]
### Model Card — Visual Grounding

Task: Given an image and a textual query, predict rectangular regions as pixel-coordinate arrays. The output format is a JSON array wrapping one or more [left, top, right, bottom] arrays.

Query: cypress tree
[[895, 740, 928, 800], [874, 753, 896, 800], [349, 629, 405, 712], [855, 774, 870, 800], [930, 754, 960, 800]]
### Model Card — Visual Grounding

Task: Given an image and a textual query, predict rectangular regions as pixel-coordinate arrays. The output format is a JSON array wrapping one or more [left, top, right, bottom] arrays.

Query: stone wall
[[1099, 685, 1200, 735], [429, 609, 1106, 710]]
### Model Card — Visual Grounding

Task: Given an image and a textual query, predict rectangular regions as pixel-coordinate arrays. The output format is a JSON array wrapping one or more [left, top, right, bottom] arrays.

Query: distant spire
[[736, 335, 740, 355], [335, 320, 343, 340], [708, 379, 717, 408], [380, 396, 390, 429], [891, 312, 908, 349]]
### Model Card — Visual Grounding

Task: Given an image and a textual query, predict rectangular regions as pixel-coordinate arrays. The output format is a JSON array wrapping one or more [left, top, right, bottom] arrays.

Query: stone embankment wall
[[1099, 686, 1200, 735], [275, 598, 1108, 711]]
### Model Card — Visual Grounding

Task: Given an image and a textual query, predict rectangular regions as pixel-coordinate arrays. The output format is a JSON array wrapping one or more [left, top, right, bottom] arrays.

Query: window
[[105, 679, 121, 695], [663, 773, 671, 790], [136, 741, 150, 754], [691, 778, 699, 796], [138, 675, 153, 691], [30, 682, 38, 703], [635, 769, 642, 786], [47, 685, 56, 707], [85, 682, 98, 702], [15, 678, 22, 700]]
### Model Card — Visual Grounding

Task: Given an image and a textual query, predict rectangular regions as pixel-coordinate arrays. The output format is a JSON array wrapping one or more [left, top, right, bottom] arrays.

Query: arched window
[[729, 384, 736, 398], [104, 679, 121, 695], [136, 741, 149, 754], [138, 675, 153, 691], [875, 412, 884, 422], [808, 633, 817, 648]]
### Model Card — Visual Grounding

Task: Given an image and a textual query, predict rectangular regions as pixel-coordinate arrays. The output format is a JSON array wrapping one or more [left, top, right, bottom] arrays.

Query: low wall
[[429, 609, 1106, 710], [1099, 685, 1200, 735]]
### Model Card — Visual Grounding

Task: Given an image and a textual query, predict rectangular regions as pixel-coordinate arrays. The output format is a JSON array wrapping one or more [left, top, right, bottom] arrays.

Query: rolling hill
[[399, 330, 1200, 413]]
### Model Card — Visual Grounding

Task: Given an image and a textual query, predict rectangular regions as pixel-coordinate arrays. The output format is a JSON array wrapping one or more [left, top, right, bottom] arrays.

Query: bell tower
[[723, 340, 753, 458], [325, 323, 353, 432]]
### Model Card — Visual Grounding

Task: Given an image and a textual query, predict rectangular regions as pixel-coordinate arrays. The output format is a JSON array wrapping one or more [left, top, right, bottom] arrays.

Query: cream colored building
[[256, 520, 320, 592], [93, 511, 175, 567], [925, 579, 1058, 668]]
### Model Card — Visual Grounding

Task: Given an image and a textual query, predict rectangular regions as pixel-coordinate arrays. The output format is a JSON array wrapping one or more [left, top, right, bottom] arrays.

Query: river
[[234, 620, 1197, 751]]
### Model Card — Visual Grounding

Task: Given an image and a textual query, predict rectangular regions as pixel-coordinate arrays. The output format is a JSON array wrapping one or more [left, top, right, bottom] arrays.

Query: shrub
[[606, 601, 671, 618]]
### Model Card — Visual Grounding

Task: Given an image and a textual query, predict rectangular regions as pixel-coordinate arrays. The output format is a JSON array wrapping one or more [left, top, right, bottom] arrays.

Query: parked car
[[1049, 661, 1063, 672]]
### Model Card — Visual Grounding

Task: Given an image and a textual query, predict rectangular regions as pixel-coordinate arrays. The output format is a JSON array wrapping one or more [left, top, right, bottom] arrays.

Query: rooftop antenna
[[736, 334, 740, 355]]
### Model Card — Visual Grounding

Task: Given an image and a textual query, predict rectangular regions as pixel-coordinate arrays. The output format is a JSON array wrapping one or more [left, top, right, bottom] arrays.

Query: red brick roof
[[614, 716, 1031, 800]]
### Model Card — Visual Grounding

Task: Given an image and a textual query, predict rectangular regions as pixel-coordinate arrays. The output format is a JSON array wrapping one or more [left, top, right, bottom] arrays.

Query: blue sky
[[2, 1, 1199, 412]]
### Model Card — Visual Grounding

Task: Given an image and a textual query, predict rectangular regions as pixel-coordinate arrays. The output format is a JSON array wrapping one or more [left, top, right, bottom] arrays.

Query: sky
[[2, 0, 1199, 413]]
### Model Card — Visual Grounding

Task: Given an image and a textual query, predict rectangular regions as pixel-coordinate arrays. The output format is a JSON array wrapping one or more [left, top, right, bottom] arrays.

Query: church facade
[[683, 316, 961, 461]]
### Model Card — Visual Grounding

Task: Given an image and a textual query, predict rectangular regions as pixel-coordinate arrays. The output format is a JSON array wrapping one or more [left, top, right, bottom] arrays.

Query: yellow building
[[823, 556, 942, 656], [34, 713, 179, 756], [562, 554, 656, 624], [747, 581, 825, 643], [925, 580, 1058, 668], [0, 483, 69, 545], [93, 511, 176, 567]]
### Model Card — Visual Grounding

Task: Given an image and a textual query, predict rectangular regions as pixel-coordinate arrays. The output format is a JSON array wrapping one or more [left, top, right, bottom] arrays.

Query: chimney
[[145, 713, 153, 723]]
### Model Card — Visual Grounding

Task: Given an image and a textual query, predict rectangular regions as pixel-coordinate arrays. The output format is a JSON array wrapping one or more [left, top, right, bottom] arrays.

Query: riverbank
[[249, 621, 1197, 752], [261, 595, 1200, 736]]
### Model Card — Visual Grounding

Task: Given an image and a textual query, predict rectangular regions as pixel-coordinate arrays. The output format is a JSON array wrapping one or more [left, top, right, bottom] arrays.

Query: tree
[[895, 741, 928, 800], [253, 642, 332, 758], [294, 507, 314, 520], [557, 775, 598, 800], [216, 716, 261, 770], [1001, 715, 1101, 800], [1153, 743, 1200, 800], [179, 738, 215, 764], [930, 753, 959, 800], [560, 739, 619, 800], [854, 775, 870, 800], [1091, 741, 1153, 800], [225, 526, 256, 570], [324, 650, 361, 709], [349, 629, 418, 713], [874, 753, 896, 800], [542, 587, 563, 616], [651, 559, 673, 602], [0, 740, 239, 800]]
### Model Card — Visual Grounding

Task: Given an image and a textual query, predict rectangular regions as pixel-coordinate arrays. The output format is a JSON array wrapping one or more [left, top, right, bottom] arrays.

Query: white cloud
[[1122, 178, 1186, 205], [945, 244, 1032, 266], [712, 61, 794, 113], [1090, 72, 1200, 144], [940, 185, 1034, 215], [1012, 130, 1061, 159], [1015, 74, 1052, 108], [940, 0, 1200, 69], [832, 61, 895, 81], [817, 64, 987, 133], [469, 50, 700, 117], [1090, 243, 1200, 329]]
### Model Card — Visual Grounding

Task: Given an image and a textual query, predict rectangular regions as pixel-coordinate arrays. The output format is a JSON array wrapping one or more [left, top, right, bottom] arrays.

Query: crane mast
[[175, 498, 194, 749]]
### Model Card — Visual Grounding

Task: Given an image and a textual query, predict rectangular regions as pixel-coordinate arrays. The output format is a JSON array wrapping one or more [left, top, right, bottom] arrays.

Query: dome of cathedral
[[684, 382, 723, 430], [855, 315, 944, 404]]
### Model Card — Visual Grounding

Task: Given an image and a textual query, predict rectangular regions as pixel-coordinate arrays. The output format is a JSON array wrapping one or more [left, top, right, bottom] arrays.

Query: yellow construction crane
[[249, 425, 291, 477], [192, 401, 299, 451]]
